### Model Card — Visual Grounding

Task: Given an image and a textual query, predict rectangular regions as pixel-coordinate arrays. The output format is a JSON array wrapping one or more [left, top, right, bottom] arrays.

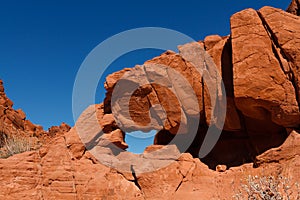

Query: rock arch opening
[[125, 130, 156, 154]]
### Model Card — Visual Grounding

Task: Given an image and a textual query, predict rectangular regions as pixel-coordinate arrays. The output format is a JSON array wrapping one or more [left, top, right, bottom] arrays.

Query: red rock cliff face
[[0, 3, 299, 200], [102, 6, 300, 169]]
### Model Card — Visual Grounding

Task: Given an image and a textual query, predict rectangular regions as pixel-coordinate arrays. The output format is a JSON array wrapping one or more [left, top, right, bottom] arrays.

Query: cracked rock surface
[[0, 2, 300, 199]]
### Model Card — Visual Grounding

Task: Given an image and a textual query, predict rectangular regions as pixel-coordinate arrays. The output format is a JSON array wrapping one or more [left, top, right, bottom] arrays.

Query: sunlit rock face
[[100, 6, 299, 169], [0, 1, 300, 199]]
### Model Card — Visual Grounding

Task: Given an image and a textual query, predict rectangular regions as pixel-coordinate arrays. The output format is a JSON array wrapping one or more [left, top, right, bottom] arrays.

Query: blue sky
[[0, 0, 290, 153]]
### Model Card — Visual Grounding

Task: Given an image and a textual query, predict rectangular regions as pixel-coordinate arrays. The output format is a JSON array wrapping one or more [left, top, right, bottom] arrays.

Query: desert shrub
[[0, 131, 32, 158], [234, 175, 300, 200]]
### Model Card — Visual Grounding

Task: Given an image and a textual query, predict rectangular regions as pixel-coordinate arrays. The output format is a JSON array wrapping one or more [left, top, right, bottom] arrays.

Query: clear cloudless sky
[[0, 0, 291, 153]]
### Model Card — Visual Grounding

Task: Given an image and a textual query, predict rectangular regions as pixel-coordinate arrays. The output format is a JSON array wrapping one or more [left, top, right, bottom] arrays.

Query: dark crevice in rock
[[187, 121, 207, 157], [200, 114, 288, 170], [201, 76, 206, 125], [81, 148, 88, 159], [221, 37, 234, 98], [220, 36, 242, 131], [174, 162, 196, 193], [85, 154, 98, 165], [154, 117, 206, 158], [200, 134, 255, 169], [203, 41, 207, 51], [245, 115, 288, 168], [236, 109, 258, 161], [174, 176, 184, 192], [176, 162, 196, 192], [154, 129, 174, 145], [257, 12, 292, 76], [130, 165, 142, 191], [298, 0, 300, 16], [115, 170, 143, 194], [116, 170, 134, 182], [257, 11, 300, 109], [103, 91, 113, 114], [198, 35, 257, 169], [287, 0, 300, 16]]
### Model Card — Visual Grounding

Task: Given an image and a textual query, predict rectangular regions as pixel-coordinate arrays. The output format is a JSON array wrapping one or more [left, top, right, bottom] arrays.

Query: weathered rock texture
[[231, 8, 299, 127], [287, 0, 300, 15], [0, 122, 299, 199], [0, 1, 300, 199], [259, 6, 300, 107], [99, 5, 300, 169]]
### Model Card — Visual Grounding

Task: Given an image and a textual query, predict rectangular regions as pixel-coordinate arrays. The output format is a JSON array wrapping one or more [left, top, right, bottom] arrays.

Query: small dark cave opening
[[154, 115, 289, 170]]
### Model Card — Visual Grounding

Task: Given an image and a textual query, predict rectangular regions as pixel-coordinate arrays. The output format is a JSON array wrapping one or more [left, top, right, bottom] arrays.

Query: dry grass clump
[[234, 175, 300, 200], [0, 131, 32, 158]]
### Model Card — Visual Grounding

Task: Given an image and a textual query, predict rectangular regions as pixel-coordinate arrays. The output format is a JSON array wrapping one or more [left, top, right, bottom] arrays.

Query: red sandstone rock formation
[[101, 6, 300, 169], [0, 123, 299, 199], [0, 2, 300, 199]]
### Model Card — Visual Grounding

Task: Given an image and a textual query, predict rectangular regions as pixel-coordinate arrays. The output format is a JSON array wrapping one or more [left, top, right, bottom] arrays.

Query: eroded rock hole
[[125, 130, 156, 154], [153, 116, 288, 170]]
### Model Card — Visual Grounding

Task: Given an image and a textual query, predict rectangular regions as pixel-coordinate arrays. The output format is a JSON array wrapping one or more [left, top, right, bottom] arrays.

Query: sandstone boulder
[[259, 6, 300, 107], [231, 8, 299, 127]]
